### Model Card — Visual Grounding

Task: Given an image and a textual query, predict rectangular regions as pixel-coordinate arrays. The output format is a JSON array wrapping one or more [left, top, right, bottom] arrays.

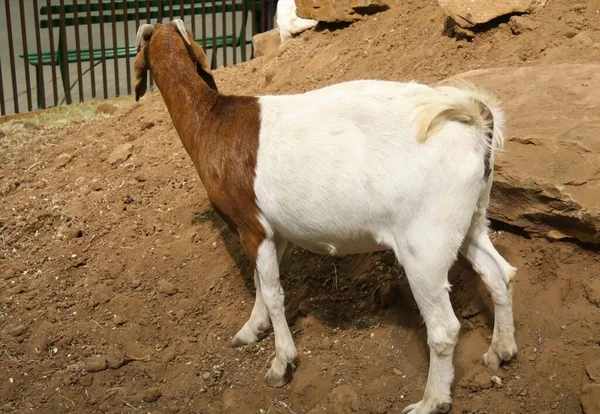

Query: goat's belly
[[285, 236, 389, 257]]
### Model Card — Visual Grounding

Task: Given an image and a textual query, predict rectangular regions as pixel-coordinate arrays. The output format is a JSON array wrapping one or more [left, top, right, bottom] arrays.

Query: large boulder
[[295, 0, 388, 23], [252, 29, 281, 57], [444, 64, 600, 244], [438, 0, 548, 28]]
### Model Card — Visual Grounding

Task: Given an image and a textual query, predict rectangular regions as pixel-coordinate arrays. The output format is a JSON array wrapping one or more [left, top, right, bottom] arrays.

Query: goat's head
[[134, 19, 218, 101]]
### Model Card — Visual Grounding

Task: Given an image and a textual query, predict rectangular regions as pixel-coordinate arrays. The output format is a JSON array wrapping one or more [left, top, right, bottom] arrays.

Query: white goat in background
[[134, 19, 518, 414], [276, 0, 318, 42]]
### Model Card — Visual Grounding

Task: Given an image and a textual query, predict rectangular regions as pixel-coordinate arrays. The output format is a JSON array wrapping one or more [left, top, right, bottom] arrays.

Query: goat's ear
[[189, 40, 219, 92], [133, 50, 148, 101], [171, 19, 218, 92]]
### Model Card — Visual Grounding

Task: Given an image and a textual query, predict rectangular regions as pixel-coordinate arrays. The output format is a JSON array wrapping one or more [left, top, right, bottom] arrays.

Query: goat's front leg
[[256, 238, 297, 387], [230, 241, 290, 348]]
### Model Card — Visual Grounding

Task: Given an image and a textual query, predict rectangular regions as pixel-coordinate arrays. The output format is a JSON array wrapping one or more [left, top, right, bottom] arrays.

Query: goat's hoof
[[265, 358, 294, 388], [483, 339, 518, 370], [402, 400, 451, 414], [229, 330, 269, 348]]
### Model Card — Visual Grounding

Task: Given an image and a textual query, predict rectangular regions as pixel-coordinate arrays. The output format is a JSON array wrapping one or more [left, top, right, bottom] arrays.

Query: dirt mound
[[2, 1, 600, 413]]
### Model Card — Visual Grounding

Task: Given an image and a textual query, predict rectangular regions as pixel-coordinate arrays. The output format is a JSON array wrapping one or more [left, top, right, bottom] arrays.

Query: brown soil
[[2, 1, 600, 413]]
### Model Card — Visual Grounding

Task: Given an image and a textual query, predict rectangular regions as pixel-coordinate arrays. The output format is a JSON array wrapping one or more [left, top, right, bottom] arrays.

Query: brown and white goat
[[133, 20, 517, 414]]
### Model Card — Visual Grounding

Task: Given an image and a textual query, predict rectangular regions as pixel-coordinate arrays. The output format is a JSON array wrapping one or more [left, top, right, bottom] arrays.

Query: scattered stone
[[8, 286, 25, 295], [586, 360, 600, 383], [8, 324, 26, 337], [78, 374, 93, 386], [3, 268, 17, 280], [585, 279, 600, 308], [296, 0, 387, 23], [158, 279, 177, 295], [140, 121, 155, 131], [461, 367, 493, 391], [491, 375, 503, 387], [131, 279, 141, 288], [96, 103, 118, 115], [581, 384, 600, 414], [141, 387, 162, 403], [564, 29, 578, 38], [252, 29, 281, 57], [106, 355, 126, 370], [175, 309, 186, 320], [84, 356, 108, 372], [393, 368, 403, 376], [68, 225, 84, 239], [113, 315, 128, 326], [438, 0, 548, 28], [107, 143, 133, 165], [202, 372, 211, 380], [509, 15, 539, 34], [90, 178, 103, 191], [328, 384, 360, 412], [55, 153, 73, 168]]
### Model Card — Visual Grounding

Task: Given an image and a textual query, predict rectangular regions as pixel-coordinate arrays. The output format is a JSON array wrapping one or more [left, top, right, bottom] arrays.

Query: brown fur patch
[[134, 22, 265, 261]]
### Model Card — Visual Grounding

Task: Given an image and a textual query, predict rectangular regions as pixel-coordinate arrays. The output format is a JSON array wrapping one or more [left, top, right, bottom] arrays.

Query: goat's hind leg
[[461, 218, 517, 369], [396, 231, 462, 414], [230, 241, 291, 347]]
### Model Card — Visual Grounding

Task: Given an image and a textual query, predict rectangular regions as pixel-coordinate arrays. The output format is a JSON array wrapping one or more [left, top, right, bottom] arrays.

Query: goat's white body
[[255, 80, 490, 258], [276, 0, 318, 43]]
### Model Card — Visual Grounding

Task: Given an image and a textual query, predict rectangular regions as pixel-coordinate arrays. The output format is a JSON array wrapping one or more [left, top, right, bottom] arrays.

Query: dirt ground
[[1, 1, 600, 413]]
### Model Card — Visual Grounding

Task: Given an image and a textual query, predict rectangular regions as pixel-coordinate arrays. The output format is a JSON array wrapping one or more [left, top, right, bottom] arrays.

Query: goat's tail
[[416, 79, 505, 179]]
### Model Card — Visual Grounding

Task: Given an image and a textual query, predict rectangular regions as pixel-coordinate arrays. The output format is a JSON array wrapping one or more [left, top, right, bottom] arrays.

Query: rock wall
[[295, 0, 388, 23]]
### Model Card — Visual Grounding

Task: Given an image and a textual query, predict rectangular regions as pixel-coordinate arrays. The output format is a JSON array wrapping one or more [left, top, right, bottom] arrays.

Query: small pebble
[[131, 279, 141, 288], [491, 375, 503, 386], [393, 368, 403, 376], [158, 279, 177, 295], [141, 387, 162, 403], [84, 356, 108, 372], [8, 324, 26, 337]]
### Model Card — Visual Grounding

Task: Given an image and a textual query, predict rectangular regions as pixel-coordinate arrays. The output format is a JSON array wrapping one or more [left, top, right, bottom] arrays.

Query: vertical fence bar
[[0, 57, 5, 115], [191, 0, 196, 35], [221, 0, 227, 67], [110, 0, 120, 97], [179, 0, 184, 21], [240, 0, 246, 62], [85, 0, 96, 99], [251, 0, 256, 57], [168, 0, 174, 21], [201, 0, 207, 51], [145, 1, 154, 87], [260, 0, 265, 33], [98, 0, 109, 99], [59, 0, 72, 105], [73, 0, 85, 102], [18, 0, 33, 111], [33, 0, 46, 109], [5, 0, 20, 113], [158, 0, 164, 23], [46, 0, 59, 106], [231, 0, 237, 64], [123, 0, 132, 95], [211, 0, 217, 67]]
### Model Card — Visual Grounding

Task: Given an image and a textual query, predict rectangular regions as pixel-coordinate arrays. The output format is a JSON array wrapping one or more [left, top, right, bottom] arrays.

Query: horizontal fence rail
[[0, 0, 278, 116]]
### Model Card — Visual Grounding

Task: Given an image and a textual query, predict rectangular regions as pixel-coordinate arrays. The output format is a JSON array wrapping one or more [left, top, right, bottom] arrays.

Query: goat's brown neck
[[150, 60, 218, 162]]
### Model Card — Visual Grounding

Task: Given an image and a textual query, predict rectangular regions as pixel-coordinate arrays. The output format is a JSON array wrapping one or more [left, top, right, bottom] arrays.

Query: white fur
[[276, 0, 318, 43], [242, 79, 516, 412]]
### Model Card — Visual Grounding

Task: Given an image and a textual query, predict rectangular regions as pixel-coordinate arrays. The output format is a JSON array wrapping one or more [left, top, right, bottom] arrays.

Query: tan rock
[[443, 64, 600, 244], [581, 384, 600, 414], [252, 29, 281, 58], [438, 0, 548, 28], [295, 0, 388, 23]]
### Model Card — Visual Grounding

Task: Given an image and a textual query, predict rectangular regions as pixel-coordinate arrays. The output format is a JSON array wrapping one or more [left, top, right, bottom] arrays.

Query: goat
[[276, 0, 318, 43], [134, 19, 517, 414]]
